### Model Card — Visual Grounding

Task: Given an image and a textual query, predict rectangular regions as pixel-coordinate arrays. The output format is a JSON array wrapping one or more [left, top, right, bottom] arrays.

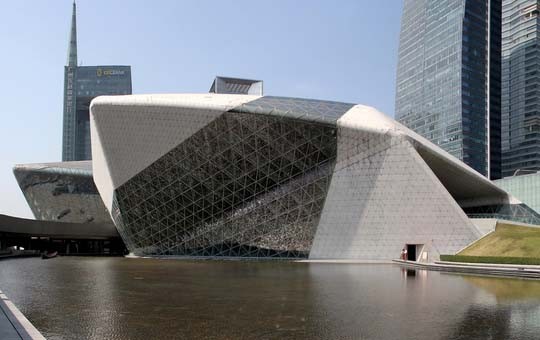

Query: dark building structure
[[10, 161, 124, 255], [501, 1, 540, 177], [62, 2, 131, 161], [13, 161, 112, 225], [395, 0, 502, 179], [0, 213, 124, 255], [209, 76, 263, 95]]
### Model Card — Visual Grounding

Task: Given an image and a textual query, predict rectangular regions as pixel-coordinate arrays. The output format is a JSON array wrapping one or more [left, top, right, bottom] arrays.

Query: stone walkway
[[0, 290, 45, 340], [393, 259, 540, 279]]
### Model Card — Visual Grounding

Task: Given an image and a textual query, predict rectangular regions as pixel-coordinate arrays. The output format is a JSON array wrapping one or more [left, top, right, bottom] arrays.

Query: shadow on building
[[0, 214, 125, 256]]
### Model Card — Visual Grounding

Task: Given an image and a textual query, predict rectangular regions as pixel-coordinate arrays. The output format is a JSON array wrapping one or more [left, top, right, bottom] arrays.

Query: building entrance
[[407, 244, 417, 261]]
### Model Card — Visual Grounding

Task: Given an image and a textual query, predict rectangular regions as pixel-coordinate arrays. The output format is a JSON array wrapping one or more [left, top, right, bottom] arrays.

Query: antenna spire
[[67, 1, 77, 67]]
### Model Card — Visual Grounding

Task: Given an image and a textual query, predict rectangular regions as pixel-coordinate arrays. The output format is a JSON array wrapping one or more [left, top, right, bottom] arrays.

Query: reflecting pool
[[1, 257, 540, 339]]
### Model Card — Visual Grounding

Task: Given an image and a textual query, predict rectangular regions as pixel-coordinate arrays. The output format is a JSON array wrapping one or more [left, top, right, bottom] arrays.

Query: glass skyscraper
[[395, 0, 502, 179], [501, 1, 540, 177], [62, 2, 132, 161]]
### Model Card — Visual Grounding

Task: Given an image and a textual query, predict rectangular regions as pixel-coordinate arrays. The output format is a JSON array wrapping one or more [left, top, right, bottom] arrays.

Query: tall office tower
[[501, 1, 540, 177], [62, 2, 132, 161], [395, 0, 502, 179]]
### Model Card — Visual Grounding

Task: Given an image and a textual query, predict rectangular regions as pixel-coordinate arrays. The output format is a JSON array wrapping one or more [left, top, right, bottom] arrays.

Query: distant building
[[209, 76, 263, 95], [495, 171, 540, 214], [395, 0, 502, 179], [501, 1, 540, 177], [13, 161, 112, 225], [62, 2, 131, 161]]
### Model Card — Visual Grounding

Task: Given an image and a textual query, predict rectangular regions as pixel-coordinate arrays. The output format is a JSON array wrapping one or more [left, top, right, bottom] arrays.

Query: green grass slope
[[459, 223, 540, 258]]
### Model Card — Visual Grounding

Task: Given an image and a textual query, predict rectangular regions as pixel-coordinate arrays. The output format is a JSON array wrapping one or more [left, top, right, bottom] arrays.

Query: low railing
[[467, 214, 540, 226]]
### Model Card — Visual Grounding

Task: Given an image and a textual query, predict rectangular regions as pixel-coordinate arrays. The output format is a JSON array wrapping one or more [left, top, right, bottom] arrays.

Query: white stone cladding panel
[[347, 105, 507, 198], [309, 124, 481, 260], [90, 93, 259, 210], [91, 126, 115, 211], [470, 218, 497, 236]]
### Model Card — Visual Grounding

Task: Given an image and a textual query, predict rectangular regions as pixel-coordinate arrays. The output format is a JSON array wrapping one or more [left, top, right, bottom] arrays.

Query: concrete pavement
[[0, 289, 45, 340]]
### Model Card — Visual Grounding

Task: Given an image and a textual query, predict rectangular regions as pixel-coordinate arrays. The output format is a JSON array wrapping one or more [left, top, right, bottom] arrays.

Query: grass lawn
[[459, 223, 540, 258]]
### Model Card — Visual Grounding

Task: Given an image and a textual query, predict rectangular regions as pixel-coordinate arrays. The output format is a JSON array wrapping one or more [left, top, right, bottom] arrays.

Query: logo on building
[[97, 68, 125, 77]]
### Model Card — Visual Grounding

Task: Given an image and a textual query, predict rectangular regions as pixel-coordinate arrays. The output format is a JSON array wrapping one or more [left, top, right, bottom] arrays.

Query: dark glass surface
[[489, 0, 502, 179], [501, 3, 540, 177], [114, 111, 338, 257], [1, 257, 540, 340], [13, 166, 111, 224], [234, 96, 354, 125], [461, 0, 490, 176], [463, 203, 540, 225]]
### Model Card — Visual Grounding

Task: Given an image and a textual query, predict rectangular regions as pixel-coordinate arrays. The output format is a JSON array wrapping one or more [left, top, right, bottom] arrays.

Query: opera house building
[[15, 92, 540, 261]]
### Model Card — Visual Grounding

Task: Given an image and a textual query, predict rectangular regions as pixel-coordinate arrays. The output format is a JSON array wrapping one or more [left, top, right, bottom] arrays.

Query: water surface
[[1, 257, 540, 339]]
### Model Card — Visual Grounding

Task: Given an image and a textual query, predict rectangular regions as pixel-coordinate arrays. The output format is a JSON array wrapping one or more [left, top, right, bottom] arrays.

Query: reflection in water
[[400, 267, 421, 278], [449, 305, 512, 340], [448, 275, 540, 339], [0, 258, 539, 339], [463, 275, 540, 301], [308, 264, 478, 339], [448, 293, 540, 340]]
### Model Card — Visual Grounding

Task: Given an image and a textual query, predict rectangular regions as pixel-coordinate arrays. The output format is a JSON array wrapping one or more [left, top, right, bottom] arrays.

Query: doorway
[[407, 244, 417, 261]]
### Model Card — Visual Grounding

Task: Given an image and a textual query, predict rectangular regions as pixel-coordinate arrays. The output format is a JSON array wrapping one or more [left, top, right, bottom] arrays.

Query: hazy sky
[[0, 0, 403, 218]]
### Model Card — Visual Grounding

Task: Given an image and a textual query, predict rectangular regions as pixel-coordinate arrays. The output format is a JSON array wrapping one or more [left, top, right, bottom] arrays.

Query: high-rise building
[[395, 0, 502, 179], [501, 1, 540, 177], [62, 2, 132, 161]]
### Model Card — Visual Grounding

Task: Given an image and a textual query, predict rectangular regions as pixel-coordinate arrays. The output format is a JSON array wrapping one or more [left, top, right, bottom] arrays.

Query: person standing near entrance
[[400, 248, 405, 260], [403, 248, 408, 261]]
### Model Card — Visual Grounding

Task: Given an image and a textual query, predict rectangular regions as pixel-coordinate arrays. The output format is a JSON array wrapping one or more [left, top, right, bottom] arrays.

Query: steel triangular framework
[[85, 94, 540, 260], [111, 97, 354, 257]]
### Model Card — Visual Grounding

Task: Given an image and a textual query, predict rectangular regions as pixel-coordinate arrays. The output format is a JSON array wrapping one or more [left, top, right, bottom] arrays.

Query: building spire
[[67, 1, 77, 67]]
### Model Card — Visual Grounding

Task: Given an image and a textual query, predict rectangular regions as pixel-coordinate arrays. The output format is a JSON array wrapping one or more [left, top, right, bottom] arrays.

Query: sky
[[0, 0, 403, 218]]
